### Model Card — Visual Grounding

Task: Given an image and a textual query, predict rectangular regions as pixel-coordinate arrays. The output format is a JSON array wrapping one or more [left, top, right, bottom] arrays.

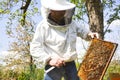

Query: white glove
[[88, 32, 99, 39]]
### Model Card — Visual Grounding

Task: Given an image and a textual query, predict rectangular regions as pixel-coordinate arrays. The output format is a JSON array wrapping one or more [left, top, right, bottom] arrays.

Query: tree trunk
[[85, 0, 104, 39]]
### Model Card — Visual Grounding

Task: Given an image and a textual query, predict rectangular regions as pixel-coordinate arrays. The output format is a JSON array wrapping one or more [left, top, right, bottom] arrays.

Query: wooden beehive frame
[[78, 39, 118, 80]]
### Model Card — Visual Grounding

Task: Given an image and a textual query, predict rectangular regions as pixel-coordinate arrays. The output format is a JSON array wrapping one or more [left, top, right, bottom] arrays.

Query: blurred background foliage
[[0, 0, 120, 80]]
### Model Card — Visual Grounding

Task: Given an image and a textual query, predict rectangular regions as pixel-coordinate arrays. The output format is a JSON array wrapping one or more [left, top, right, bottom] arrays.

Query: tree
[[71, 0, 120, 39], [85, 0, 104, 39], [71, 0, 104, 39], [0, 0, 40, 69]]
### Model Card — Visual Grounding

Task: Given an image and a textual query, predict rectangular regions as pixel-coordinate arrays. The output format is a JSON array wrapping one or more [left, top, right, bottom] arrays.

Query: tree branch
[[20, 0, 32, 25]]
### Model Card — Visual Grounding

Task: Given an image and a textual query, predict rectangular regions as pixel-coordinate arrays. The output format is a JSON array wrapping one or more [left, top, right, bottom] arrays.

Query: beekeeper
[[30, 0, 99, 80]]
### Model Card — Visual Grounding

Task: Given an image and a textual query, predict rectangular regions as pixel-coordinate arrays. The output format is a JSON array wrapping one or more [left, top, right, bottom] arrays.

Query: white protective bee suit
[[30, 0, 91, 69]]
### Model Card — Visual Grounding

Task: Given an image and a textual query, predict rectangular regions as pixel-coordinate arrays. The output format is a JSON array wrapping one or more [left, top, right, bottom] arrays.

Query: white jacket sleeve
[[30, 23, 51, 68], [75, 21, 91, 40]]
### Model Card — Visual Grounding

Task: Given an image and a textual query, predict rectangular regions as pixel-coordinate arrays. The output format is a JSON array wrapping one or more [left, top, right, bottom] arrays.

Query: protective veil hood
[[40, 0, 76, 20]]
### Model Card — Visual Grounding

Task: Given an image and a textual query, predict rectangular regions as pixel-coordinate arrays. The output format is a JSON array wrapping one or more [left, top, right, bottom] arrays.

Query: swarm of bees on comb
[[78, 39, 118, 80]]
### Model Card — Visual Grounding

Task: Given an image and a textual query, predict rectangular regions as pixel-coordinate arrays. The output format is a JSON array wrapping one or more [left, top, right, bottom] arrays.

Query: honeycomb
[[78, 39, 118, 80]]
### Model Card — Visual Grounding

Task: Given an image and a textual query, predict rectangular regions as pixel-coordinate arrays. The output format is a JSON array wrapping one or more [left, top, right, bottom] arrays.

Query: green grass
[[103, 63, 120, 80], [0, 65, 44, 80], [0, 62, 119, 80]]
